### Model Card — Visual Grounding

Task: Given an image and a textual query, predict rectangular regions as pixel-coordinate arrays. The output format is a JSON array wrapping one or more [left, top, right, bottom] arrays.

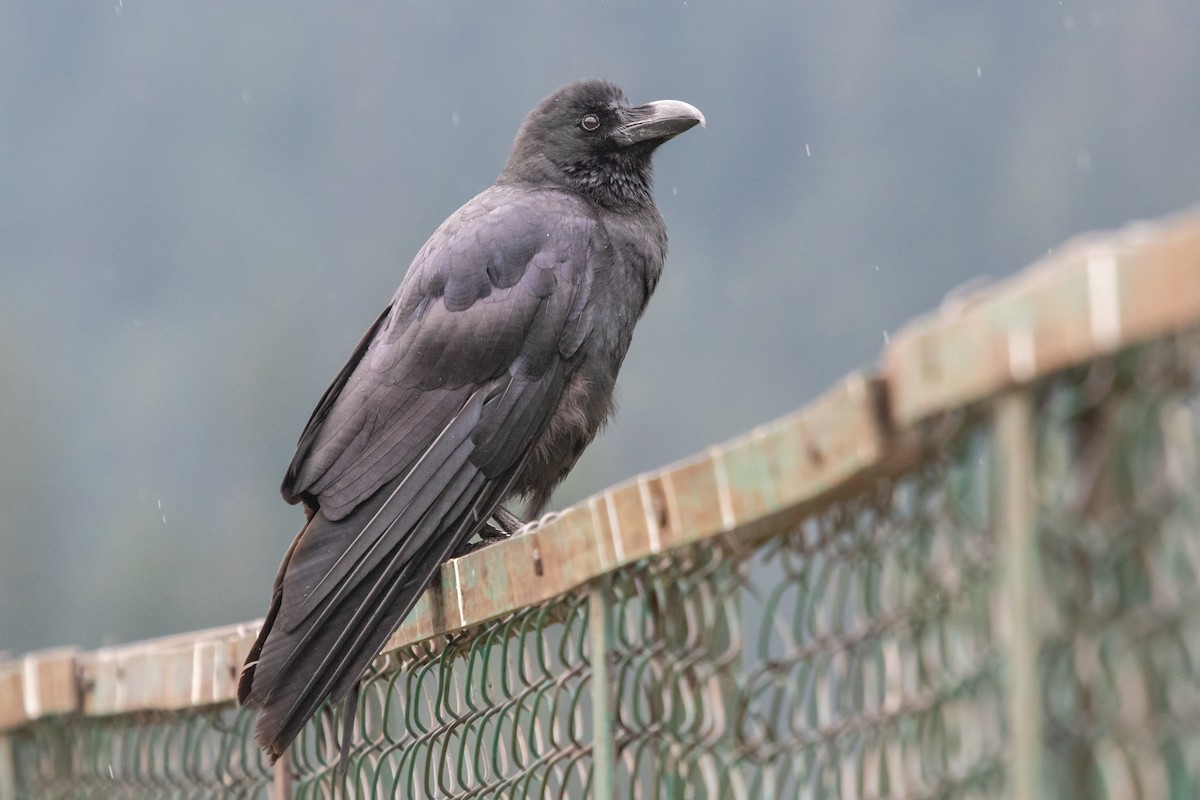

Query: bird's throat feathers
[[560, 150, 656, 210], [503, 147, 656, 212]]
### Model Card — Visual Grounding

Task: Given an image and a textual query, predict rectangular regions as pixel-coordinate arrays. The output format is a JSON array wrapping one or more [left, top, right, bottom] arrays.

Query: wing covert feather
[[287, 189, 596, 518]]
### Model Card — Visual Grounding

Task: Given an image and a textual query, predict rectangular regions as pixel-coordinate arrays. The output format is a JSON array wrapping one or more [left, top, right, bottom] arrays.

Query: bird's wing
[[238, 188, 598, 759]]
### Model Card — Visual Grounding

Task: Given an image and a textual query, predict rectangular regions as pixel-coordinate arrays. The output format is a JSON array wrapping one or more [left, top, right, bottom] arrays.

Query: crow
[[237, 79, 703, 764]]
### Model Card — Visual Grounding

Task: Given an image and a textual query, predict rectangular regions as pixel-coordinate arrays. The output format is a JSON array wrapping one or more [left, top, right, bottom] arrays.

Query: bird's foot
[[492, 506, 527, 535], [448, 509, 561, 559], [448, 507, 527, 559], [449, 539, 490, 558], [515, 510, 561, 537]]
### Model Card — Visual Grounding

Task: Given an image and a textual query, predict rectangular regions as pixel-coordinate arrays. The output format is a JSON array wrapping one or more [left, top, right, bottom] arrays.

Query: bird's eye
[[580, 114, 600, 132]]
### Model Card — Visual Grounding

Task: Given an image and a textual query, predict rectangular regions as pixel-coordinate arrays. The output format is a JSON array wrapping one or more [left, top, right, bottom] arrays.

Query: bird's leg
[[515, 510, 562, 537], [493, 506, 561, 538], [448, 506, 529, 559], [475, 505, 529, 543], [492, 506, 527, 536], [448, 506, 563, 560]]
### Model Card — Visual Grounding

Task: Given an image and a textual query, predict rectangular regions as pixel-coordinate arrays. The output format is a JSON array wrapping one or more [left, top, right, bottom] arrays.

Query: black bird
[[238, 79, 703, 763]]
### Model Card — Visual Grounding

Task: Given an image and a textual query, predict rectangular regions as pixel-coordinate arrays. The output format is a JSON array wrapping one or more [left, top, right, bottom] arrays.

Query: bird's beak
[[613, 99, 705, 146]]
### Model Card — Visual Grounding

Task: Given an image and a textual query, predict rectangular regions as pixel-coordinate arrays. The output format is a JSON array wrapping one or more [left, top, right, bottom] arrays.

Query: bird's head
[[500, 79, 704, 210]]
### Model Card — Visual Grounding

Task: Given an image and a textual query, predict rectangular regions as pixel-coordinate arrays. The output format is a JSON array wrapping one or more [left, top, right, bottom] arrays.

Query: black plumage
[[237, 79, 703, 762]]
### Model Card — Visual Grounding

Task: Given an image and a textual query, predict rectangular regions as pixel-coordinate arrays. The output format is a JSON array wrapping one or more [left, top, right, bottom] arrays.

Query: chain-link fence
[[3, 210, 1200, 798]]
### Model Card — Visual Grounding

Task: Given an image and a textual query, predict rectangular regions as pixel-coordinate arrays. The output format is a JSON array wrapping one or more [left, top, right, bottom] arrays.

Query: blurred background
[[1, 2, 1198, 655]]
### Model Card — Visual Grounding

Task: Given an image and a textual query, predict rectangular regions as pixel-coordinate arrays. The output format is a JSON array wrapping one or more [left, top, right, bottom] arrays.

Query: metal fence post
[[0, 735, 14, 800], [272, 757, 293, 800], [995, 390, 1040, 800], [589, 575, 614, 800]]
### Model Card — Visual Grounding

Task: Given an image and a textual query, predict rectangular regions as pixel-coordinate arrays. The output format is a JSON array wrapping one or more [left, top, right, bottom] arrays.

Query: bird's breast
[[513, 361, 615, 514]]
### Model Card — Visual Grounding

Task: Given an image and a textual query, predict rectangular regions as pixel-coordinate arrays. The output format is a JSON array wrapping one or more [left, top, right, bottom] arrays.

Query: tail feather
[[273, 470, 490, 733], [281, 386, 491, 630], [242, 460, 515, 763], [240, 369, 554, 763]]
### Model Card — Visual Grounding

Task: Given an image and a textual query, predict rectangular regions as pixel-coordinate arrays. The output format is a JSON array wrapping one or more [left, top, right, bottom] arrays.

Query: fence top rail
[[2, 205, 1199, 731]]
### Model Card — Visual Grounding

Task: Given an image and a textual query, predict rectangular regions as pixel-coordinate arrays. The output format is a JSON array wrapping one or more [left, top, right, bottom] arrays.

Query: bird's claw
[[478, 523, 510, 542], [449, 539, 489, 558]]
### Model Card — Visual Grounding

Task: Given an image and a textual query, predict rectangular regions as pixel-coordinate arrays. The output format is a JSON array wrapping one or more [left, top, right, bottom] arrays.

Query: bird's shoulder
[[392, 185, 600, 313]]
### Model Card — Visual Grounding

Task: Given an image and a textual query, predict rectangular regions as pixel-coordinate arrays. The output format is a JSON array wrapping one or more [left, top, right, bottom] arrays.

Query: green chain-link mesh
[[1034, 337, 1200, 799], [8, 335, 1200, 798]]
